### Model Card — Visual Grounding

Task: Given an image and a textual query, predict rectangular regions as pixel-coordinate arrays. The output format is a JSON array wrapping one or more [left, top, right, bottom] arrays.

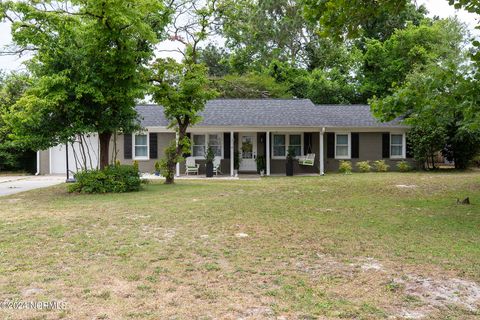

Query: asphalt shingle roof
[[135, 99, 405, 128]]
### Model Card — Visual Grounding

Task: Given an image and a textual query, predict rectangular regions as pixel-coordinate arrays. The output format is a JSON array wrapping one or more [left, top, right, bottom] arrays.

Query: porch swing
[[298, 134, 315, 166]]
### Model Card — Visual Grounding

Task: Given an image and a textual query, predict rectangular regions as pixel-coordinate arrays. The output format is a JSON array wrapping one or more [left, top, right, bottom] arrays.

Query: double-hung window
[[335, 133, 350, 159], [191, 133, 223, 159], [208, 134, 222, 157], [192, 134, 206, 157], [133, 133, 149, 160], [273, 134, 286, 157], [289, 134, 302, 158], [390, 134, 405, 158], [272, 133, 303, 159]]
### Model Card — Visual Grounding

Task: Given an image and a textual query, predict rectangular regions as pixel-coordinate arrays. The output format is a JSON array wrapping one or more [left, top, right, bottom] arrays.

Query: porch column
[[175, 132, 180, 177], [230, 131, 234, 176], [266, 131, 271, 176], [319, 128, 325, 175]]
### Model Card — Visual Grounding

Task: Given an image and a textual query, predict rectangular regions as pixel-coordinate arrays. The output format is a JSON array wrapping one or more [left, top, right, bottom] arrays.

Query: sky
[[0, 0, 478, 72]]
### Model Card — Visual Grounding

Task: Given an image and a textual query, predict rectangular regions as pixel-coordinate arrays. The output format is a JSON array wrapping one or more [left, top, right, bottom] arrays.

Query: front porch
[[175, 130, 326, 177]]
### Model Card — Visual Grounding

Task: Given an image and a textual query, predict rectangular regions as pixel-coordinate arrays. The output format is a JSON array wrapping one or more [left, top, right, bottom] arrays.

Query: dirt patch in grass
[[296, 252, 480, 319]]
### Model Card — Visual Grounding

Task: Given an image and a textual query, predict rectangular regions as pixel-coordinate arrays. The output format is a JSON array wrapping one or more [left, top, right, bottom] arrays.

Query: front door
[[239, 133, 257, 172]]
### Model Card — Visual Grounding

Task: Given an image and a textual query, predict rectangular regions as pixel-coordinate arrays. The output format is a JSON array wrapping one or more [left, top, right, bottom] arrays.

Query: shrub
[[356, 161, 371, 173], [397, 160, 412, 172], [339, 160, 352, 174], [133, 160, 139, 172], [154, 161, 161, 173], [373, 160, 389, 172], [68, 165, 141, 193]]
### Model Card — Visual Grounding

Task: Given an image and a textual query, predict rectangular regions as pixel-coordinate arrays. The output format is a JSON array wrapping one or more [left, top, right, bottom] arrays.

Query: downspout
[[35, 151, 40, 175]]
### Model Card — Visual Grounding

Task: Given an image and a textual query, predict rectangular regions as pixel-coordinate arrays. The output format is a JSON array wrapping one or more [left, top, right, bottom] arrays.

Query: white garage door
[[50, 134, 99, 174]]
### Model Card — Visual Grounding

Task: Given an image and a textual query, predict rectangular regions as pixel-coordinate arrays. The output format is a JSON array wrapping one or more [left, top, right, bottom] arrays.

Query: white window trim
[[133, 132, 149, 161], [191, 133, 224, 160], [390, 133, 406, 159], [335, 132, 351, 160], [272, 133, 304, 160]]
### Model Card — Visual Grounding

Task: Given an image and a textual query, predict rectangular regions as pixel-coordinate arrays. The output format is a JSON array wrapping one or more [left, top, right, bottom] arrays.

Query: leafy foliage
[[0, 72, 31, 170], [303, 0, 423, 41], [356, 161, 372, 173], [151, 57, 217, 183], [211, 73, 292, 99], [1, 0, 170, 168], [363, 19, 466, 101], [397, 161, 412, 172], [217, 0, 316, 67], [339, 160, 352, 174], [373, 160, 389, 172], [68, 165, 142, 193]]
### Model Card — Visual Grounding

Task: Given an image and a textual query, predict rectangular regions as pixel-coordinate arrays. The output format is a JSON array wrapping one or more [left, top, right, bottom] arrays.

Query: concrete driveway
[[0, 175, 65, 197]]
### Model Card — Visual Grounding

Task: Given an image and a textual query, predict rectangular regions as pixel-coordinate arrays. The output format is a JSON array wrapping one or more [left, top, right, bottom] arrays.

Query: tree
[[302, 0, 417, 41], [210, 72, 292, 98], [1, 0, 170, 169], [150, 57, 217, 184], [217, 0, 317, 67], [198, 44, 232, 77], [0, 72, 31, 170], [371, 56, 480, 169], [362, 19, 466, 100]]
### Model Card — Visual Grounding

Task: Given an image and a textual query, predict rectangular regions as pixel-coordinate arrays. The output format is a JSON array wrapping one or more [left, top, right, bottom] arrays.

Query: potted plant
[[205, 146, 215, 177], [154, 161, 161, 176], [234, 151, 241, 177], [255, 155, 266, 176], [286, 146, 295, 176]]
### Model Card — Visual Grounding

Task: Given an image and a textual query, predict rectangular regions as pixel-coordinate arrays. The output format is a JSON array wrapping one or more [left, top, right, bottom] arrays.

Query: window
[[272, 133, 303, 159], [289, 134, 302, 158], [192, 134, 206, 157], [273, 134, 286, 157], [208, 134, 222, 157], [335, 133, 350, 159], [191, 133, 223, 159], [133, 133, 149, 160], [390, 134, 405, 158]]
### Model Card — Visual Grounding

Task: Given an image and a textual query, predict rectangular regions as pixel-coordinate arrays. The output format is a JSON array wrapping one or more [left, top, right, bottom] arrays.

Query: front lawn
[[0, 172, 479, 319]]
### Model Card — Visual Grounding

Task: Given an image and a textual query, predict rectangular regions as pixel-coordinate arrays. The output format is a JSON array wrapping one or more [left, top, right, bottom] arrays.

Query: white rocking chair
[[213, 156, 222, 175], [298, 153, 315, 166], [185, 157, 199, 175]]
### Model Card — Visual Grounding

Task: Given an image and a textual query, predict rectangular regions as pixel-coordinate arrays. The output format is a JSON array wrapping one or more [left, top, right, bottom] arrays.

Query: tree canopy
[[1, 0, 170, 168]]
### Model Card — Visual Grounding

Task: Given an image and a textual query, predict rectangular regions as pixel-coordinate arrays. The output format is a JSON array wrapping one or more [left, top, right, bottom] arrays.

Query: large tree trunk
[[165, 124, 188, 184], [99, 132, 112, 170]]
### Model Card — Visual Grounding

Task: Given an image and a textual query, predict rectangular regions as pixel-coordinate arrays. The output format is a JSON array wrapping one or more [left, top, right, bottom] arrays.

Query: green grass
[[0, 172, 479, 319]]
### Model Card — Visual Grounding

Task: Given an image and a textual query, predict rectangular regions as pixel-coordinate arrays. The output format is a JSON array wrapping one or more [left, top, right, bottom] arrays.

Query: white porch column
[[266, 131, 271, 176], [230, 131, 234, 176], [319, 128, 325, 175], [175, 132, 180, 177]]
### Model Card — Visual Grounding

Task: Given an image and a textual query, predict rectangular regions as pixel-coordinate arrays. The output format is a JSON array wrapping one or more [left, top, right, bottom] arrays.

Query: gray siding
[[114, 133, 175, 173], [325, 132, 415, 172]]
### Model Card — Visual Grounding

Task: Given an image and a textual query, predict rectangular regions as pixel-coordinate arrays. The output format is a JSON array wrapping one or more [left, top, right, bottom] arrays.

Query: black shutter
[[327, 133, 335, 159], [124, 134, 132, 159], [351, 133, 359, 159], [406, 135, 414, 158], [149, 133, 158, 159], [224, 132, 231, 159], [382, 133, 390, 159], [304, 133, 313, 155]]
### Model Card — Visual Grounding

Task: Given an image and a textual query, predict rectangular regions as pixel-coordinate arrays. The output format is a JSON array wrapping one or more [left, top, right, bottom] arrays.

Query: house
[[36, 99, 413, 176]]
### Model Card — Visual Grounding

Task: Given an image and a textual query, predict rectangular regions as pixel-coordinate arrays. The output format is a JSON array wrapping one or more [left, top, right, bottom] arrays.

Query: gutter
[[35, 151, 40, 175]]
